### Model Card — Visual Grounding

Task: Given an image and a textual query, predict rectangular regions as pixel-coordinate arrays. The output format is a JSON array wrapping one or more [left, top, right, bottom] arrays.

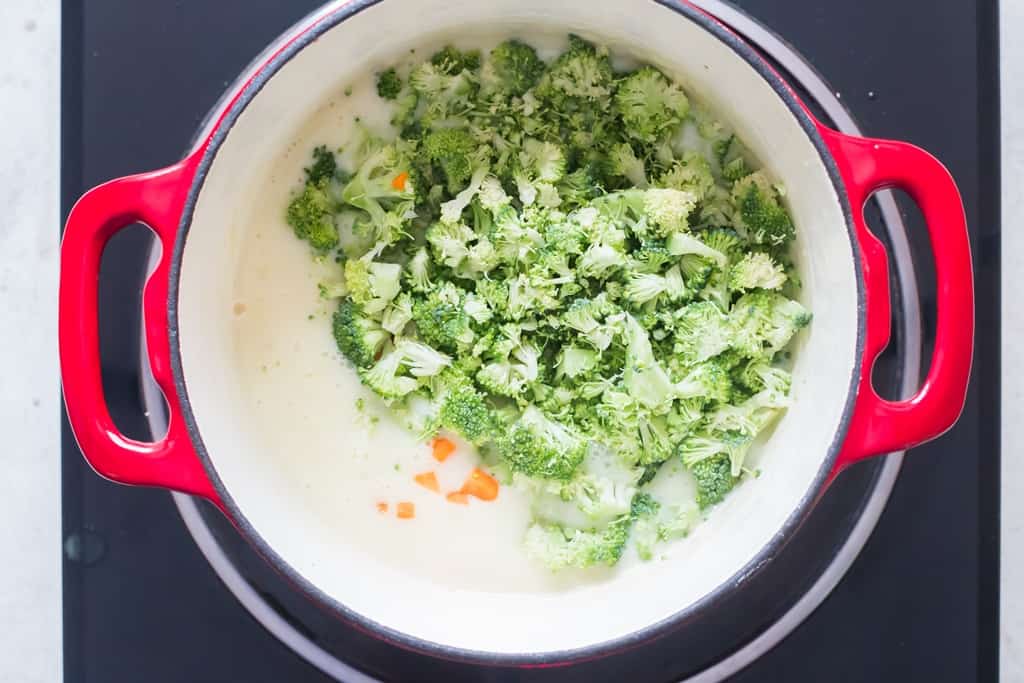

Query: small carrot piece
[[431, 437, 456, 462], [391, 171, 409, 191], [396, 502, 415, 519], [414, 471, 440, 493], [446, 491, 469, 505], [459, 467, 499, 501], [376, 501, 388, 513]]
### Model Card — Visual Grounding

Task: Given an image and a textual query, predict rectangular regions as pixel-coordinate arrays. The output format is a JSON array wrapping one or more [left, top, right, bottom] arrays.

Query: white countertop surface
[[0, 1, 1016, 680]]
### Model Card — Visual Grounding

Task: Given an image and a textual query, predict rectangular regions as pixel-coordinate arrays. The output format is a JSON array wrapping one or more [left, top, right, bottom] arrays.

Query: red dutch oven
[[59, 0, 973, 664]]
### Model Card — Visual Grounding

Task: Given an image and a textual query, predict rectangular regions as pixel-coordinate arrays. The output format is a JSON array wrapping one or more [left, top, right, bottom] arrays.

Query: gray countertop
[[0, 1, 1016, 680]]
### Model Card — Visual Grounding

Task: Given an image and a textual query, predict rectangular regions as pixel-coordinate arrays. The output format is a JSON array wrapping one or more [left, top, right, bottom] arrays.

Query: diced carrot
[[391, 171, 409, 191], [446, 491, 469, 505], [396, 502, 415, 519], [414, 471, 440, 493], [376, 501, 388, 513], [431, 437, 456, 462], [459, 467, 499, 501]]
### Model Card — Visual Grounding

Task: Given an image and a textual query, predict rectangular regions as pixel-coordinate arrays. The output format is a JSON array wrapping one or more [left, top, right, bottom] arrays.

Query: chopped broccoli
[[285, 34, 812, 571]]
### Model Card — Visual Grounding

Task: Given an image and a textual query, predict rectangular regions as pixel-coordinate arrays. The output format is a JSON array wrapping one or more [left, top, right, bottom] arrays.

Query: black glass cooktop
[[61, 1, 1000, 681]]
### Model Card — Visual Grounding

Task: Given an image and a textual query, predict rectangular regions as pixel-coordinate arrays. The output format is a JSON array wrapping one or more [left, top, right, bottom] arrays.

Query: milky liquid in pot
[[232, 32, 696, 594]]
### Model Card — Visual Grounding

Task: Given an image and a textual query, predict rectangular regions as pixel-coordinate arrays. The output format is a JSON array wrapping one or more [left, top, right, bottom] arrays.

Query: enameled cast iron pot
[[59, 0, 974, 665]]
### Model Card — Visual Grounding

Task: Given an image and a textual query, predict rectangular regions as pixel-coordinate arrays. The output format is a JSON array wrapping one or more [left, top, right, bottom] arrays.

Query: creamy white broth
[[232, 33, 714, 594]]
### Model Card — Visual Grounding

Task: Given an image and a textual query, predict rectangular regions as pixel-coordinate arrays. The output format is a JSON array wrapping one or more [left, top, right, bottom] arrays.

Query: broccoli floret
[[423, 128, 477, 194], [688, 453, 738, 510], [304, 145, 338, 184], [731, 290, 812, 356], [498, 406, 587, 480], [672, 301, 733, 366], [411, 283, 476, 352], [732, 171, 795, 246], [642, 188, 699, 236], [475, 329, 540, 397], [536, 34, 614, 103], [524, 515, 631, 570], [332, 300, 388, 368], [614, 66, 689, 143], [340, 143, 416, 246], [607, 143, 648, 188], [430, 45, 481, 74], [722, 156, 751, 182], [728, 252, 787, 292], [562, 295, 620, 350], [286, 179, 338, 252], [344, 258, 402, 315], [487, 39, 545, 96], [437, 374, 497, 444], [380, 292, 414, 335], [357, 345, 419, 400], [376, 67, 402, 100], [630, 491, 698, 561], [674, 359, 734, 403], [658, 152, 714, 200], [519, 138, 567, 183]]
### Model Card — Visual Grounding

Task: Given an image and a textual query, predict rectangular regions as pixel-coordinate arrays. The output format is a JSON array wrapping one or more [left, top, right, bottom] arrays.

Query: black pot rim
[[167, 0, 865, 667]]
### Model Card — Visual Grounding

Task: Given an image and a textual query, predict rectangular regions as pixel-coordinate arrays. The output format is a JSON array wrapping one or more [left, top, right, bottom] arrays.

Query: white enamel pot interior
[[170, 0, 860, 661]]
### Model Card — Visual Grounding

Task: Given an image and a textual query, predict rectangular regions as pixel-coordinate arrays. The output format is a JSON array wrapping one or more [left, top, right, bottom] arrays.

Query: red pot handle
[[818, 126, 974, 478], [59, 157, 222, 506]]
